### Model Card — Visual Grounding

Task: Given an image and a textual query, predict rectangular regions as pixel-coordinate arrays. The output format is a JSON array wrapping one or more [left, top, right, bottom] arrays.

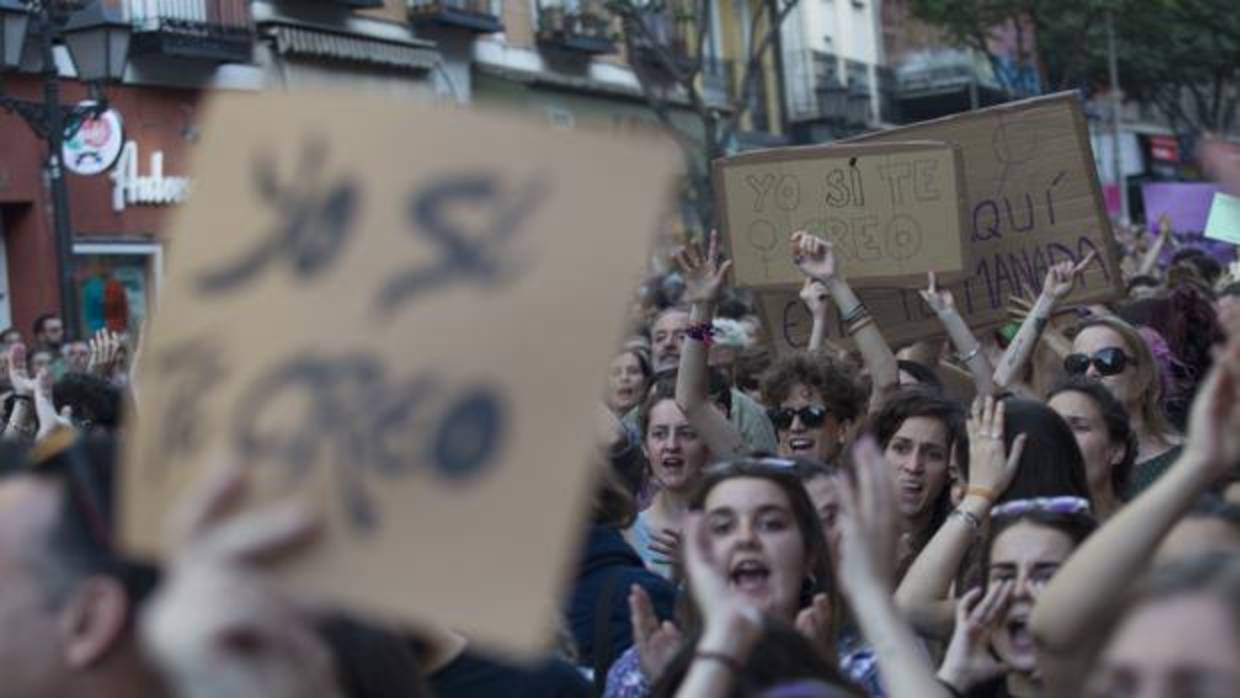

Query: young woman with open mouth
[[604, 459, 843, 698]]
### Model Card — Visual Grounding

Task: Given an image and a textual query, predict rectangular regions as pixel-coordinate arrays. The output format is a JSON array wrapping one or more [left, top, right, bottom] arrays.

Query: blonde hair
[[1073, 315, 1179, 443]]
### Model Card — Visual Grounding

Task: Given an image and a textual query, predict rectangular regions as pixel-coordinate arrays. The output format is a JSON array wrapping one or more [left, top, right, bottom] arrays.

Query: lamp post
[[0, 0, 130, 341]]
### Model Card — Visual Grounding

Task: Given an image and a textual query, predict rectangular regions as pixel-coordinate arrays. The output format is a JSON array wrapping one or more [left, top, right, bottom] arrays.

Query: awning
[[266, 24, 439, 71]]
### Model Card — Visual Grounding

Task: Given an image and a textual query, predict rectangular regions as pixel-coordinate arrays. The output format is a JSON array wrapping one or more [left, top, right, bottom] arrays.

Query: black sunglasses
[[767, 405, 830, 431], [1064, 347, 1132, 377]]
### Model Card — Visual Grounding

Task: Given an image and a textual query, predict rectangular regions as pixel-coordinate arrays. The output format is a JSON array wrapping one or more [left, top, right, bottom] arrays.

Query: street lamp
[[0, 0, 29, 68], [62, 1, 130, 82], [0, 1, 131, 341]]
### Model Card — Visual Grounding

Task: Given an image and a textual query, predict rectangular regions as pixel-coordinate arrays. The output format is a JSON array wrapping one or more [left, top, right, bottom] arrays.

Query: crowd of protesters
[[0, 146, 1239, 698]]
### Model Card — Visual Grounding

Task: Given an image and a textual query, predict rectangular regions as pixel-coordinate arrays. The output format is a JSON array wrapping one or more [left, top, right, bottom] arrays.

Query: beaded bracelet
[[685, 322, 716, 346]]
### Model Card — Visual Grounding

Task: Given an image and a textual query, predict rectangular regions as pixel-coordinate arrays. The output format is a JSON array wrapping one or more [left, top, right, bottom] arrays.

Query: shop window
[[71, 243, 163, 343]]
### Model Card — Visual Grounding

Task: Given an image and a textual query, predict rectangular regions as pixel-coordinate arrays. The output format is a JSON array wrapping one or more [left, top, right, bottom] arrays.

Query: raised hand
[[33, 368, 73, 441], [790, 231, 838, 283], [630, 584, 683, 681], [800, 278, 830, 317], [7, 344, 34, 396], [1041, 252, 1097, 301], [919, 271, 955, 315], [1182, 337, 1240, 482], [835, 436, 900, 595], [88, 329, 123, 377], [794, 592, 834, 659], [938, 583, 1014, 693], [966, 397, 1026, 500], [676, 230, 733, 305], [682, 512, 763, 652], [141, 460, 338, 698]]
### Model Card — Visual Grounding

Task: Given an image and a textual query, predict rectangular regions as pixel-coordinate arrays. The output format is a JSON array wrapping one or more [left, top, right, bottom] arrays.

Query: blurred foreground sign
[[714, 142, 968, 288], [122, 90, 677, 654]]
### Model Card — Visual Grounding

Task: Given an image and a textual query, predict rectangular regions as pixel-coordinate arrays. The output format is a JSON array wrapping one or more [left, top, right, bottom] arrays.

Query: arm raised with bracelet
[[896, 396, 1026, 638], [673, 231, 747, 458], [921, 272, 996, 397], [790, 231, 899, 412]]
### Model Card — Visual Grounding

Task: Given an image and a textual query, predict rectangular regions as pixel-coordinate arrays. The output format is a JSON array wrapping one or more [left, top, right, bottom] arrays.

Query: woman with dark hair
[[608, 349, 654, 417], [1031, 337, 1240, 696], [990, 398, 1093, 505], [871, 388, 965, 566], [630, 379, 715, 580], [1046, 377, 1137, 518], [936, 500, 1098, 698], [604, 459, 842, 698], [762, 354, 866, 465]]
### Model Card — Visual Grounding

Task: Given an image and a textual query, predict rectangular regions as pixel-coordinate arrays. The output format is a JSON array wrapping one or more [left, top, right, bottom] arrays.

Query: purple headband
[[991, 496, 1093, 519]]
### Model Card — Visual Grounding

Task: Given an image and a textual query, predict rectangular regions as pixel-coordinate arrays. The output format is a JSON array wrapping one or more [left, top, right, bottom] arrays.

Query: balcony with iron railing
[[626, 6, 693, 78], [536, 0, 615, 55], [408, 0, 502, 34], [121, 0, 254, 63], [784, 49, 847, 124]]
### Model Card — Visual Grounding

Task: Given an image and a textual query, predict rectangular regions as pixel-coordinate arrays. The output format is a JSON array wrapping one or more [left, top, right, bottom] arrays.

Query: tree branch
[[722, 0, 800, 147]]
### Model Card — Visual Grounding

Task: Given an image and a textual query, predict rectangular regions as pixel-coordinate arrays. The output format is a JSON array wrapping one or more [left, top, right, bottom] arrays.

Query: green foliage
[[908, 0, 1240, 131]]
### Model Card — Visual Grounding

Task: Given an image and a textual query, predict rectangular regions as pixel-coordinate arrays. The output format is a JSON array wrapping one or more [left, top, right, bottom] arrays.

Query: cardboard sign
[[121, 91, 678, 654], [845, 92, 1122, 328], [755, 281, 972, 357], [714, 142, 968, 289], [1206, 192, 1240, 245]]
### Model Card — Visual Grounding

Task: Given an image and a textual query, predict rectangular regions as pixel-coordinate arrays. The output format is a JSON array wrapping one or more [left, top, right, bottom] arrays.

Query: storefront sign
[[1150, 135, 1180, 163], [63, 104, 124, 176], [110, 140, 191, 212]]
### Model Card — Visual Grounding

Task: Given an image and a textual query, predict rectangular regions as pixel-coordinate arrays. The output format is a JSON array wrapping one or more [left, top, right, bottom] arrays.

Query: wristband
[[685, 322, 715, 346], [10, 394, 31, 403], [840, 303, 868, 324], [693, 651, 743, 673], [950, 508, 983, 535], [965, 485, 997, 503], [959, 345, 982, 362]]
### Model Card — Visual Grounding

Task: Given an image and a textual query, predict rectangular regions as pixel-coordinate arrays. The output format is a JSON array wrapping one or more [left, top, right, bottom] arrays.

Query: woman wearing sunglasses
[[1068, 316, 1182, 499]]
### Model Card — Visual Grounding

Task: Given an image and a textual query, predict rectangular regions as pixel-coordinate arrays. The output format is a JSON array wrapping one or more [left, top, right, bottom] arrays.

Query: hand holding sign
[[790, 230, 838, 283]]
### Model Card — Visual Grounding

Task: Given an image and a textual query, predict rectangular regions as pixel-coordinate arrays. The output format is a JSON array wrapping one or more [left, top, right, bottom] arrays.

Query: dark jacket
[[567, 525, 677, 679]]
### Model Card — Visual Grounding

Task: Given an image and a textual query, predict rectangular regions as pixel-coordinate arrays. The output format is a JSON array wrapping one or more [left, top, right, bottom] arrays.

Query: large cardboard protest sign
[[121, 91, 677, 654], [714, 142, 968, 289], [845, 92, 1122, 328]]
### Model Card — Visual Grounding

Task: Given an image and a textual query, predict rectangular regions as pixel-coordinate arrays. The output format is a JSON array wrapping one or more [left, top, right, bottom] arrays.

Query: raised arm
[[1030, 338, 1240, 656], [895, 397, 1025, 638], [836, 437, 953, 698], [800, 279, 831, 353], [921, 272, 996, 396], [1136, 217, 1172, 278], [791, 231, 899, 411], [673, 232, 747, 458], [992, 254, 1094, 390]]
